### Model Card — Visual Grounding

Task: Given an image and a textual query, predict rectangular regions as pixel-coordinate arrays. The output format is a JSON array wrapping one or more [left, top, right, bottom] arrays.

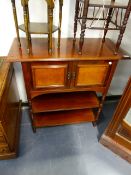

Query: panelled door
[[31, 60, 113, 90], [74, 61, 112, 88], [31, 62, 70, 89]]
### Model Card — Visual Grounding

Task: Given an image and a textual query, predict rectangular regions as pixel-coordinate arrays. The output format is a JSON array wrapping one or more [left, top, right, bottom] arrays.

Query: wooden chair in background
[[11, 0, 63, 54]]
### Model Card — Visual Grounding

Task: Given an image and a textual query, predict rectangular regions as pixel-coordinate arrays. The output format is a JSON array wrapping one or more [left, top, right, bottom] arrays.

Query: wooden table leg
[[115, 0, 131, 54], [102, 7, 114, 42], [79, 0, 89, 54], [21, 0, 30, 53], [58, 0, 63, 49], [48, 2, 54, 54], [11, 0, 21, 48], [23, 6, 30, 54], [74, 0, 80, 43], [26, 3, 31, 42]]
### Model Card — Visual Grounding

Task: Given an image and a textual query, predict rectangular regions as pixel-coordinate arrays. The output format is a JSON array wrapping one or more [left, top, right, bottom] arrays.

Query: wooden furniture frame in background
[[100, 76, 131, 163], [0, 58, 21, 159], [11, 0, 63, 54], [74, 0, 131, 54]]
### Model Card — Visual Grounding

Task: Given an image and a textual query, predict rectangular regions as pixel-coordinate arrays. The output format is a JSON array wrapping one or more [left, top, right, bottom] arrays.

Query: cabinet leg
[[30, 114, 36, 133], [28, 107, 36, 133], [32, 126, 36, 133], [92, 121, 97, 127]]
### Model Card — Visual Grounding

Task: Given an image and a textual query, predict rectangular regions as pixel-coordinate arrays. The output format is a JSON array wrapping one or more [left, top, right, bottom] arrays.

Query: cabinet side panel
[[2, 67, 20, 151]]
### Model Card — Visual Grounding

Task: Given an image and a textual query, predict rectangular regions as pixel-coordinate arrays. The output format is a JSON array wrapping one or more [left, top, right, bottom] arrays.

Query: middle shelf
[[33, 109, 96, 127], [19, 22, 59, 34], [32, 91, 100, 113]]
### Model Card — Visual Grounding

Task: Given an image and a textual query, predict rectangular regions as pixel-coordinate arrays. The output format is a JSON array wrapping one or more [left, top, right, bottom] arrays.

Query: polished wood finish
[[74, 0, 131, 54], [32, 91, 99, 113], [31, 61, 111, 90], [8, 38, 121, 132], [102, 5, 114, 42], [0, 58, 21, 159], [33, 109, 95, 128], [75, 62, 110, 87], [31, 62, 69, 89], [100, 77, 131, 163], [8, 38, 122, 61], [19, 23, 58, 34], [11, 0, 63, 54]]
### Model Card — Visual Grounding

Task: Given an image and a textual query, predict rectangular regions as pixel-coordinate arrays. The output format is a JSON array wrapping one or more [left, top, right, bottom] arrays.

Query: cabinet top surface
[[7, 38, 122, 62]]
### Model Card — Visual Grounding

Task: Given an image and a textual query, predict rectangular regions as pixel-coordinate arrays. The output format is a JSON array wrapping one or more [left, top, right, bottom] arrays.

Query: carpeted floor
[[0, 101, 131, 175]]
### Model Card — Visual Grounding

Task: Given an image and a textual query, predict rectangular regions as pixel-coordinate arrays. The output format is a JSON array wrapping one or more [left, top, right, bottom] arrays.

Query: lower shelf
[[33, 109, 95, 128]]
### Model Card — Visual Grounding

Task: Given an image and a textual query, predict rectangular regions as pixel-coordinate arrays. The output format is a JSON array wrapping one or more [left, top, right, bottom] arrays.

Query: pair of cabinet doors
[[31, 61, 112, 89]]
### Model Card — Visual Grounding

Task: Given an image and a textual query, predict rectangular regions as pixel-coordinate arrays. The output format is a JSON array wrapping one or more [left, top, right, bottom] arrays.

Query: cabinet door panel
[[31, 63, 69, 89], [75, 62, 110, 87]]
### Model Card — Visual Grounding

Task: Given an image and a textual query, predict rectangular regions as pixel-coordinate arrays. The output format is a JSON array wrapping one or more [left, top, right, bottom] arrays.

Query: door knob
[[67, 72, 71, 80]]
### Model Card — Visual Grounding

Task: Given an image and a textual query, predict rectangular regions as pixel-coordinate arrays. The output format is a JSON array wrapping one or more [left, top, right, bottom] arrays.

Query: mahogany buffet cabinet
[[8, 37, 122, 132], [0, 58, 21, 159]]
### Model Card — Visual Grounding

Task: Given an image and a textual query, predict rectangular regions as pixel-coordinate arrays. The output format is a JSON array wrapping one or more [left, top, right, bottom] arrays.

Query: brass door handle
[[67, 72, 76, 80], [67, 72, 71, 80]]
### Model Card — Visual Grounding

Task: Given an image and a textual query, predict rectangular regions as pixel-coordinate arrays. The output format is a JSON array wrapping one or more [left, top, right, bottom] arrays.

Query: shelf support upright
[[21, 0, 30, 54], [11, 0, 21, 48], [102, 0, 115, 42], [95, 61, 118, 124], [79, 0, 90, 54], [47, 0, 54, 54], [115, 0, 131, 54], [73, 0, 80, 43], [26, 1, 31, 42], [58, 0, 63, 49]]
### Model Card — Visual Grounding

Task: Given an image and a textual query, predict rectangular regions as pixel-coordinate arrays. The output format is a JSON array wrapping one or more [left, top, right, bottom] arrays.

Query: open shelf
[[32, 91, 99, 113], [19, 22, 59, 34], [33, 109, 96, 128]]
